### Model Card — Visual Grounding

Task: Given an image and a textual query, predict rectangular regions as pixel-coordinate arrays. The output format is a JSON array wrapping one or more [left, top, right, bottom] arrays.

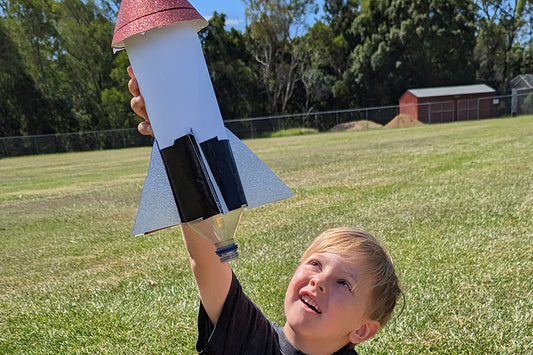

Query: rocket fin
[[226, 129, 293, 209], [132, 132, 293, 236], [132, 141, 181, 236]]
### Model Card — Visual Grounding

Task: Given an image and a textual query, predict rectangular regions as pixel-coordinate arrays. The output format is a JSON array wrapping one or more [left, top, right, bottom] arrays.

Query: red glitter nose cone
[[112, 0, 208, 48]]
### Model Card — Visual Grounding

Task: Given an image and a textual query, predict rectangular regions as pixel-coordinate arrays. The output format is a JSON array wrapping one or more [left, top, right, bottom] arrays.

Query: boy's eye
[[309, 260, 321, 269], [338, 280, 353, 291]]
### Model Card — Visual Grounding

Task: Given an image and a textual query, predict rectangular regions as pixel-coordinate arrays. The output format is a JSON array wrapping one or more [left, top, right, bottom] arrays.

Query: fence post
[[34, 136, 40, 155], [2, 139, 7, 158], [122, 131, 127, 149], [511, 89, 518, 116]]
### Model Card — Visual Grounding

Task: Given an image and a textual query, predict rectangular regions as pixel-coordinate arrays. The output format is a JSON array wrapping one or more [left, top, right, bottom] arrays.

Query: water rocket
[[112, 0, 293, 256]]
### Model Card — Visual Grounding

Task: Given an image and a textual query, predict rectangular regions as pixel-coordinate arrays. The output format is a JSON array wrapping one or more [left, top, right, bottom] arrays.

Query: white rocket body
[[125, 23, 226, 148]]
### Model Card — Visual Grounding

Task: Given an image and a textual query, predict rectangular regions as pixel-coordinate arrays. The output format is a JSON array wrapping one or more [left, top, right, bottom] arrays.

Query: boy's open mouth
[[300, 295, 321, 314]]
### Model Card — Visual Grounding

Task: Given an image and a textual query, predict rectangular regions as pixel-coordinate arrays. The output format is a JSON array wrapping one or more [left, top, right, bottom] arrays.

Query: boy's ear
[[349, 320, 380, 344]]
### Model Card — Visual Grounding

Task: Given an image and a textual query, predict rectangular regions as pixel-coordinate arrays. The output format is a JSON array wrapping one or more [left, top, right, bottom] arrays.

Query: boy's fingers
[[130, 95, 148, 120], [127, 66, 141, 96], [127, 65, 153, 137], [130, 96, 150, 122], [138, 121, 153, 137], [128, 77, 141, 96]]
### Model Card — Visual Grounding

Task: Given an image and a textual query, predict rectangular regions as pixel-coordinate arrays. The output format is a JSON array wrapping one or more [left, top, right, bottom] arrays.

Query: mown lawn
[[1, 116, 531, 354]]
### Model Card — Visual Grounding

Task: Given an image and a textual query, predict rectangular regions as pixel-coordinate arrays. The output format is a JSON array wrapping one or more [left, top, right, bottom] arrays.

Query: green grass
[[1, 116, 532, 354], [260, 127, 319, 138]]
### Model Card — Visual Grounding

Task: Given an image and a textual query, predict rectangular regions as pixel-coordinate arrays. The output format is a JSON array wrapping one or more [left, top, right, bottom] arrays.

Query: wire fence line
[[0, 129, 154, 158], [225, 104, 400, 139], [1, 92, 532, 158]]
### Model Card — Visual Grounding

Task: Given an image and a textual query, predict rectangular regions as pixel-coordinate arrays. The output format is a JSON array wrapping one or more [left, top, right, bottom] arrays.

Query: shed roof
[[407, 84, 495, 98], [510, 74, 533, 89]]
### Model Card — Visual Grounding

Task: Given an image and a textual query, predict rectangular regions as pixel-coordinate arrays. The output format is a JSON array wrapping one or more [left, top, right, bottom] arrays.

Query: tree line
[[1, 0, 531, 137]]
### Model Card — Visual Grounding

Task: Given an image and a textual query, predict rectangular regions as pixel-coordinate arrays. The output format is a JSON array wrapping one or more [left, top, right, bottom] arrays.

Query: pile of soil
[[385, 114, 423, 128], [329, 120, 383, 132]]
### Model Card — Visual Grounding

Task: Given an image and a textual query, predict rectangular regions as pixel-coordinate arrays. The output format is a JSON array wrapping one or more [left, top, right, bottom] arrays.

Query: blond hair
[[300, 227, 402, 327]]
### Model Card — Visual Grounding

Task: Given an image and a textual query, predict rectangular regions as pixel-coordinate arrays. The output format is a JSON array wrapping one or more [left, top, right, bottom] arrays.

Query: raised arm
[[128, 66, 232, 324], [180, 224, 232, 323]]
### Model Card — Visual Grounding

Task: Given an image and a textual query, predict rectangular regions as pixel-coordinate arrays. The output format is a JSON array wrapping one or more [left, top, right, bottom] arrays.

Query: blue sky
[[191, 0, 324, 31], [192, 0, 247, 29]]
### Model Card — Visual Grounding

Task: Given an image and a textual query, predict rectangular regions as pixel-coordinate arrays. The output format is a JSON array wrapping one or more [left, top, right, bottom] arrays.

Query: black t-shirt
[[196, 272, 358, 355]]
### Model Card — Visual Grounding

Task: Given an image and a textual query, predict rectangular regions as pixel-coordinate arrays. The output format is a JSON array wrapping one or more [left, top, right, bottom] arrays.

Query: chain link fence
[[1, 92, 532, 158], [225, 105, 399, 139], [0, 129, 153, 158]]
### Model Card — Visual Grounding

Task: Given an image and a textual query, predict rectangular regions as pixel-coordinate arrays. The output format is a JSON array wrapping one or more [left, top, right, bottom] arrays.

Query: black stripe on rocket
[[159, 134, 247, 223]]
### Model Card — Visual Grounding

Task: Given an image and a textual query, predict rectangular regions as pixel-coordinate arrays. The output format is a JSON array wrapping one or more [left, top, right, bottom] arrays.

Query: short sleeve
[[196, 272, 280, 354]]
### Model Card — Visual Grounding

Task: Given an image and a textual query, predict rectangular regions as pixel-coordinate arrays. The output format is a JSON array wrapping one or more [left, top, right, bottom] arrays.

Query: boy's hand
[[127, 66, 153, 137]]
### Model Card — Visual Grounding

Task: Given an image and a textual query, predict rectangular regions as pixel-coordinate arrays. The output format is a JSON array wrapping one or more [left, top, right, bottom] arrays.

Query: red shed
[[399, 84, 496, 123]]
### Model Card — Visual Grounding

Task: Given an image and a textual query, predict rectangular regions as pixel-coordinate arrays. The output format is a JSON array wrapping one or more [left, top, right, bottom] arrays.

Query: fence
[[1, 92, 532, 158], [225, 105, 399, 139], [0, 129, 153, 158]]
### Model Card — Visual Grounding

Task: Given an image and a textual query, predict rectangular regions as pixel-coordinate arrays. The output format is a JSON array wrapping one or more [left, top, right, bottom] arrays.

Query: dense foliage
[[0, 0, 531, 136]]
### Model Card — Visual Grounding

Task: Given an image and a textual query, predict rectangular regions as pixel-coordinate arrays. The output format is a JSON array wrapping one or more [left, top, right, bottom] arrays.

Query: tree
[[0, 0, 80, 134], [55, 0, 118, 129], [199, 12, 262, 119], [244, 0, 318, 115], [324, 0, 360, 52], [0, 0, 60, 94], [0, 19, 48, 135], [321, 0, 361, 108], [344, 0, 477, 106], [100, 49, 137, 129], [475, 0, 533, 90], [0, 0, 120, 133], [295, 21, 343, 112], [519, 34, 533, 73]]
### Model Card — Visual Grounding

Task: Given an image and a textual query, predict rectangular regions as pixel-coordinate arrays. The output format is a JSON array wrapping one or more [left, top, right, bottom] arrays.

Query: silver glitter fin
[[226, 129, 293, 209], [132, 141, 181, 236]]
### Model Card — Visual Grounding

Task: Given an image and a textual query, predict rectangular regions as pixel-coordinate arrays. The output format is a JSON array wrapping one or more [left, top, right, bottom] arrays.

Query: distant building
[[510, 74, 533, 116], [399, 84, 497, 123]]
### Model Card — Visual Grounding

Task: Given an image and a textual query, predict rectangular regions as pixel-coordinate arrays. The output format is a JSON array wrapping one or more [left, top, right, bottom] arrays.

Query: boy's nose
[[310, 278, 325, 293]]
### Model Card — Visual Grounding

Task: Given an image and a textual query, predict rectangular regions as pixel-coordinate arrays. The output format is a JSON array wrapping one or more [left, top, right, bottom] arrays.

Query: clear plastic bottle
[[186, 206, 245, 262]]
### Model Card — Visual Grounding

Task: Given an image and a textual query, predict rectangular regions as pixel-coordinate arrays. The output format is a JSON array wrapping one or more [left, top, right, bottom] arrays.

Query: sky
[[191, 0, 325, 32], [192, 0, 247, 30]]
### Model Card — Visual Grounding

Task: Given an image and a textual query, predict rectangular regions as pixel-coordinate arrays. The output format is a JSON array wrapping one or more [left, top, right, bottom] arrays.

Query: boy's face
[[284, 252, 377, 346]]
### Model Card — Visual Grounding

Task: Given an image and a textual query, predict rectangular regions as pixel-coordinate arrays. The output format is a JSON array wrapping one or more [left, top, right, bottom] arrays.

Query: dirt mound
[[329, 120, 383, 132], [385, 114, 423, 128]]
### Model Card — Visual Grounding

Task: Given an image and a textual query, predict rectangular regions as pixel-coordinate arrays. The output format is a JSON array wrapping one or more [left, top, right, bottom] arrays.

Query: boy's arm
[[128, 67, 232, 325], [180, 223, 233, 324]]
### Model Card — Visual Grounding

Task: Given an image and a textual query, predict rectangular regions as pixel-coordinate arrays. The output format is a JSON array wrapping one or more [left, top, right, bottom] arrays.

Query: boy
[[129, 68, 403, 354]]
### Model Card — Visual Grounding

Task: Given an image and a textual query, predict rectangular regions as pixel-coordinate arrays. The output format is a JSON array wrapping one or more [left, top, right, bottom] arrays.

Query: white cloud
[[225, 18, 244, 26], [203, 15, 245, 30]]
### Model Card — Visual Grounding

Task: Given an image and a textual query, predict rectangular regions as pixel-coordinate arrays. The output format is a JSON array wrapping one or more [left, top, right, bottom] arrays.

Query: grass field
[[1, 116, 532, 354]]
